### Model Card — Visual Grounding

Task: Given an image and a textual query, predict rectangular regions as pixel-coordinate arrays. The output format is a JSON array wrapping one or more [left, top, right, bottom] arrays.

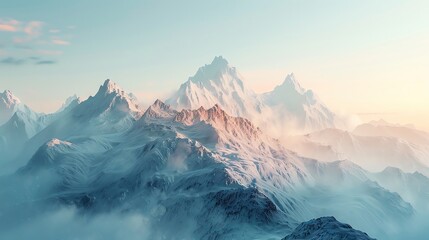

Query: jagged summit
[[192, 56, 230, 79], [266, 73, 316, 104], [57, 95, 81, 113], [98, 79, 140, 113], [189, 56, 242, 88], [175, 104, 231, 125], [1, 90, 21, 107], [166, 57, 261, 119], [97, 79, 125, 96], [276, 73, 305, 95], [0, 89, 25, 125], [261, 73, 336, 132], [141, 99, 177, 120], [152, 99, 170, 109], [211, 55, 229, 66], [72, 79, 141, 120], [173, 104, 265, 150]]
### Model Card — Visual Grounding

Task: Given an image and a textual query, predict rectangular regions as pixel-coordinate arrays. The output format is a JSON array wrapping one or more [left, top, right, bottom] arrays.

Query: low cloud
[[0, 56, 57, 66], [0, 57, 26, 65], [36, 60, 57, 65], [0, 207, 152, 240]]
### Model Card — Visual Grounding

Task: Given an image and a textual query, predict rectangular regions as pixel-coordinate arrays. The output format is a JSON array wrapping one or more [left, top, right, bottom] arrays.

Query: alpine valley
[[1, 57, 428, 240]]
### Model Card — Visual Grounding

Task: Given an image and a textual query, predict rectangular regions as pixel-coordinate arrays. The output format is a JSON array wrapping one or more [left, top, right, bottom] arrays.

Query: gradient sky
[[1, 0, 428, 130]]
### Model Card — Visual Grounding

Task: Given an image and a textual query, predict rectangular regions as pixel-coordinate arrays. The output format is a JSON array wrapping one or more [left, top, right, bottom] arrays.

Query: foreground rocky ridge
[[283, 217, 376, 240]]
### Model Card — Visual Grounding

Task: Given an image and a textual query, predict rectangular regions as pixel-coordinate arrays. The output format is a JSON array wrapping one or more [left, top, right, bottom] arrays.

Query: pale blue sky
[[1, 0, 428, 129]]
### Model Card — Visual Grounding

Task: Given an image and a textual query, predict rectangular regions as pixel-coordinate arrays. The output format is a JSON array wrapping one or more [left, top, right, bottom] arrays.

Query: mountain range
[[166, 56, 340, 136], [1, 57, 428, 239]]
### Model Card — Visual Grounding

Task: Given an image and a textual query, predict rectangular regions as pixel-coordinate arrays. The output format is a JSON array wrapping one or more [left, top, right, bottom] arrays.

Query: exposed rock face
[[282, 216, 376, 240]]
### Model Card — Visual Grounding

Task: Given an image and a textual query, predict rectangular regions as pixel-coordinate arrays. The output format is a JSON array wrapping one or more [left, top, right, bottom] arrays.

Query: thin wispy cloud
[[0, 19, 20, 32], [51, 38, 70, 45], [23, 21, 43, 37], [0, 19, 44, 37], [0, 18, 72, 66], [35, 49, 63, 56]]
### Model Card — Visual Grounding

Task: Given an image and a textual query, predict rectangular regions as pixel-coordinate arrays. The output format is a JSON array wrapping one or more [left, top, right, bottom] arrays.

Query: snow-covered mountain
[[0, 90, 22, 125], [284, 127, 429, 176], [166, 56, 264, 120], [9, 79, 141, 172], [371, 167, 429, 211], [353, 119, 429, 147], [0, 90, 81, 138], [166, 56, 340, 135], [0, 91, 82, 169], [261, 73, 337, 133], [2, 75, 429, 239], [56, 94, 81, 113], [283, 118, 429, 177], [3, 79, 423, 239]]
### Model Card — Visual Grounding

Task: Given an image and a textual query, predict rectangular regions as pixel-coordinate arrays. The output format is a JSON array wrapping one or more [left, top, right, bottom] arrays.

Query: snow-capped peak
[[57, 94, 82, 113], [152, 99, 170, 110], [95, 79, 140, 112], [141, 99, 177, 121], [261, 73, 336, 133], [1, 90, 21, 108], [278, 73, 305, 94], [205, 55, 229, 72], [166, 56, 262, 119], [189, 56, 242, 87], [0, 89, 25, 125], [97, 79, 124, 95], [267, 73, 314, 102], [71, 79, 141, 121]]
